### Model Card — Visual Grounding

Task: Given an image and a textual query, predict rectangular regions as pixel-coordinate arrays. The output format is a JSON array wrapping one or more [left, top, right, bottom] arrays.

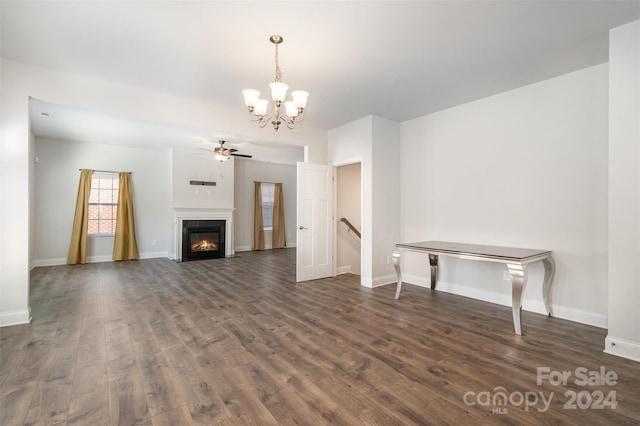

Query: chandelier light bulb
[[254, 99, 269, 116], [242, 89, 260, 108], [285, 101, 298, 118], [291, 90, 309, 109], [269, 81, 289, 104]]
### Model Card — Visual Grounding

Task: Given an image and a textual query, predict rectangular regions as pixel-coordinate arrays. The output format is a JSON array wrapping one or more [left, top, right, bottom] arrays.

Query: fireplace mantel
[[173, 208, 234, 260]]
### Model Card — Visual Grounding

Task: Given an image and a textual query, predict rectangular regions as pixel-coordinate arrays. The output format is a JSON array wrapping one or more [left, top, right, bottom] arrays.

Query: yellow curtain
[[67, 169, 93, 264], [112, 172, 139, 261], [272, 183, 286, 249], [253, 181, 265, 250]]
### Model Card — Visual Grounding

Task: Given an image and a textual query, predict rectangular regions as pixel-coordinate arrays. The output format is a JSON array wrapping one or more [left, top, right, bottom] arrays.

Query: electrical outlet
[[152, 239, 157, 247], [503, 271, 511, 281]]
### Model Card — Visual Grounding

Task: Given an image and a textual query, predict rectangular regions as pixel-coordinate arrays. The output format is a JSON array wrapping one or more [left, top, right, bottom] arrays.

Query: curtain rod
[[254, 181, 281, 184], [79, 169, 132, 174]]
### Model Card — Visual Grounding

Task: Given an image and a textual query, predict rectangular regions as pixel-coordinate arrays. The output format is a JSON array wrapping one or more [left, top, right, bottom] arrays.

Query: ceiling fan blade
[[204, 140, 250, 159]]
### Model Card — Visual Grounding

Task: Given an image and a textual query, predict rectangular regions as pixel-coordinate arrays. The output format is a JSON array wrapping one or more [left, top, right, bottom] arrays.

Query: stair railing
[[340, 217, 361, 239]]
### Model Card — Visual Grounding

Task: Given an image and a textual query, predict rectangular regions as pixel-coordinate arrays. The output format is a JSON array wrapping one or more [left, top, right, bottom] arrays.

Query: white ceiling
[[2, 1, 639, 150], [29, 98, 305, 164]]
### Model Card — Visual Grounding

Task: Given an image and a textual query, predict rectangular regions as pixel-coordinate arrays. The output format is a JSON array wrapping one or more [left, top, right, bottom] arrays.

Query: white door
[[296, 162, 334, 282]]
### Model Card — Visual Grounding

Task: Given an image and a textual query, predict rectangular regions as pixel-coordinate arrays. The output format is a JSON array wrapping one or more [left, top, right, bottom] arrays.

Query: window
[[261, 183, 275, 230], [88, 173, 119, 235]]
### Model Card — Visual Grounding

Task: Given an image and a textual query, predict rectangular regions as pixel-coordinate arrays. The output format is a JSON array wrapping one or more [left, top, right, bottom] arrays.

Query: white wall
[[400, 63, 609, 327], [328, 115, 401, 287], [0, 57, 328, 327], [29, 130, 35, 268], [337, 162, 361, 275], [372, 117, 401, 285], [234, 159, 297, 251], [33, 137, 171, 265], [607, 20, 640, 361], [171, 148, 234, 209], [1, 60, 31, 326], [329, 117, 373, 285]]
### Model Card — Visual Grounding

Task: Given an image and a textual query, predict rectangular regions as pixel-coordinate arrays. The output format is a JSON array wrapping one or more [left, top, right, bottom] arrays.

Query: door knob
[[298, 226, 308, 230]]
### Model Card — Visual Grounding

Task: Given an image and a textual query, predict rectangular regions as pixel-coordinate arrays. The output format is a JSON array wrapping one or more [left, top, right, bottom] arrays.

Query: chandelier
[[242, 35, 309, 131]]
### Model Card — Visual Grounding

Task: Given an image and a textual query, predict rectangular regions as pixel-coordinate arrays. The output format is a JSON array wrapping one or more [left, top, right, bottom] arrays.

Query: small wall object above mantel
[[190, 180, 216, 186]]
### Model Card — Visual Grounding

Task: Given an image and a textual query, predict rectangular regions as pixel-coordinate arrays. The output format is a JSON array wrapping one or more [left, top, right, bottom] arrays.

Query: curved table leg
[[428, 254, 439, 290], [507, 263, 528, 335], [393, 250, 403, 299], [542, 256, 556, 317]]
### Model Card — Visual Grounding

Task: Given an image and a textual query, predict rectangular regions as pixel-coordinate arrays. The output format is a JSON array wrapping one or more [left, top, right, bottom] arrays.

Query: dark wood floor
[[1, 248, 639, 425]]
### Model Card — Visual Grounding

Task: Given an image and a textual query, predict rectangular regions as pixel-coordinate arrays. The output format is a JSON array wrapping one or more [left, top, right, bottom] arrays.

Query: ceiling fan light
[[242, 89, 260, 107], [269, 81, 288, 103], [291, 90, 309, 109], [285, 101, 298, 118], [214, 151, 229, 162], [254, 99, 269, 116]]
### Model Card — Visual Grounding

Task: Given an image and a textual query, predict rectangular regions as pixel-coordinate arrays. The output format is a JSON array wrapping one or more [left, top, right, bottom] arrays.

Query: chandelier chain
[[274, 41, 282, 82]]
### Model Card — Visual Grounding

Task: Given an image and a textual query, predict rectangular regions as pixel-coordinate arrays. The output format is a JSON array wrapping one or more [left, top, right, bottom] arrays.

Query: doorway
[[336, 162, 362, 277]]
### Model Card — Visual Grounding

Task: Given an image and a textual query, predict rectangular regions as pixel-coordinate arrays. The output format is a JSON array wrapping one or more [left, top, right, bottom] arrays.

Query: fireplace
[[173, 208, 234, 261], [182, 220, 226, 261]]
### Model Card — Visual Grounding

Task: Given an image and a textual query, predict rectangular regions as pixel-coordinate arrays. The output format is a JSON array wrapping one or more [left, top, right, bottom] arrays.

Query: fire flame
[[192, 240, 217, 251]]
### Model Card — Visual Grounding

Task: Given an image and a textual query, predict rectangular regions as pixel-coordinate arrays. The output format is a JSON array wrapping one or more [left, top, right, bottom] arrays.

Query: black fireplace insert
[[182, 220, 225, 261]]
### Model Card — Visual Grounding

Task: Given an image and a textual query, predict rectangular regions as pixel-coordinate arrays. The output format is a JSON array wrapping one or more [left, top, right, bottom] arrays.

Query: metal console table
[[392, 241, 555, 335]]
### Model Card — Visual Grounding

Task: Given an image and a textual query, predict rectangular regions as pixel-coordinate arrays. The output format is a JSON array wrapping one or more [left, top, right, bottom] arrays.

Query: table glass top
[[395, 241, 550, 260]]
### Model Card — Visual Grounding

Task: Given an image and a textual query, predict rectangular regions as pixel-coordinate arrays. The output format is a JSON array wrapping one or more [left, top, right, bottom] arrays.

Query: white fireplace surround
[[173, 208, 234, 261]]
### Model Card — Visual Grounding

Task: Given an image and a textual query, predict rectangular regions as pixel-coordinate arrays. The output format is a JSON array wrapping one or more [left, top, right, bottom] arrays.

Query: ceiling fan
[[201, 140, 252, 162]]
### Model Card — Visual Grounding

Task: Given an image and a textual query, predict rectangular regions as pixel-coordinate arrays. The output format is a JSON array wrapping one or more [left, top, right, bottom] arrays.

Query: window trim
[[88, 172, 119, 236], [261, 182, 275, 231]]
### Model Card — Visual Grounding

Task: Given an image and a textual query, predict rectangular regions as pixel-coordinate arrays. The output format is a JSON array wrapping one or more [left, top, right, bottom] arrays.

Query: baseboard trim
[[401, 273, 607, 329], [139, 251, 168, 260], [235, 244, 297, 253], [0, 307, 31, 327], [337, 265, 352, 275], [604, 336, 640, 362], [33, 251, 168, 267], [372, 274, 396, 288], [552, 305, 607, 329], [361, 276, 373, 288], [34, 257, 67, 267]]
